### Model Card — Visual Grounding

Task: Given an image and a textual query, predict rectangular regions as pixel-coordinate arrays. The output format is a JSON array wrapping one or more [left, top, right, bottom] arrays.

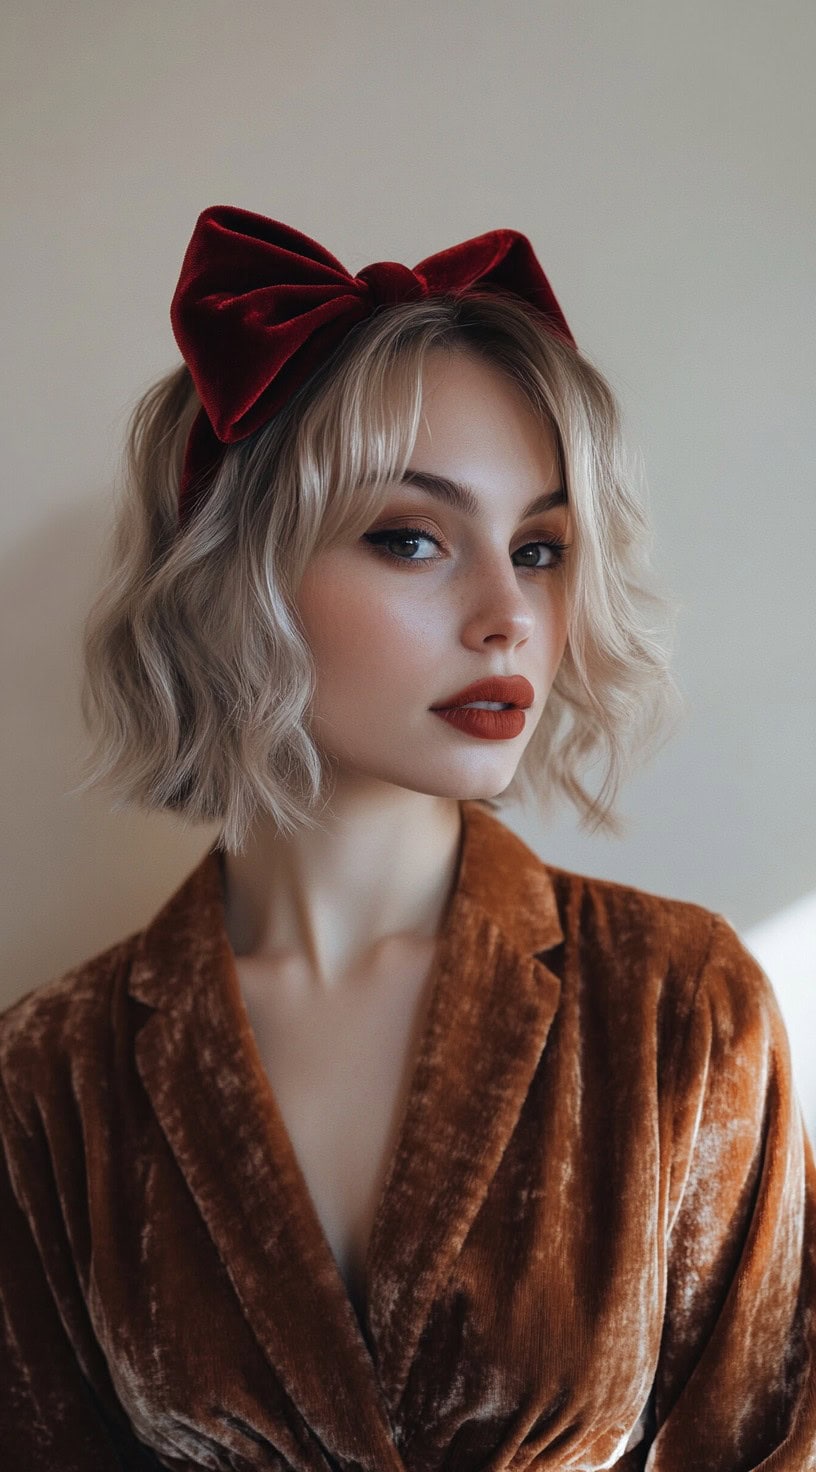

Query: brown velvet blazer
[[1, 800, 815, 1471]]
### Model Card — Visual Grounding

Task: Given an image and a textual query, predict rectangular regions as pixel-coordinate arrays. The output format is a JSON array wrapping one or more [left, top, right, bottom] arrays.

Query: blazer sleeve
[[641, 912, 816, 1470], [0, 1053, 165, 1471]]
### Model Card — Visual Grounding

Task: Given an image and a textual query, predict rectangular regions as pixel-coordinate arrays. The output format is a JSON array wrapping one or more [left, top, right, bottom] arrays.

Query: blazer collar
[[128, 800, 564, 1471], [128, 800, 564, 1002]]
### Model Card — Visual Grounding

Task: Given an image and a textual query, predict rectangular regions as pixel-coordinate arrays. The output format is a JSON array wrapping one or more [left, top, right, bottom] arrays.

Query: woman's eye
[[363, 526, 569, 571], [364, 527, 442, 563]]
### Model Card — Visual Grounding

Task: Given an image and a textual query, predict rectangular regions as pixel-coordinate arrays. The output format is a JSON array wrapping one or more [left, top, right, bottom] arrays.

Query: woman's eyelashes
[[363, 524, 570, 572]]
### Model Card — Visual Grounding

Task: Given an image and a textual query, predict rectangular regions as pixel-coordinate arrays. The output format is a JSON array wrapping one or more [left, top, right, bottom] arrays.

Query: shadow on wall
[[743, 890, 816, 1148]]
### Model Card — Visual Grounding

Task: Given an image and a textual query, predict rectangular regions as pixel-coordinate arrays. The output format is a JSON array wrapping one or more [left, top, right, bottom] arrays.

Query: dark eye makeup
[[363, 525, 570, 572]]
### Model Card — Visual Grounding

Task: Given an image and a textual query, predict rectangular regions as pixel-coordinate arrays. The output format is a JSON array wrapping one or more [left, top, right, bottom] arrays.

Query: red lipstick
[[430, 675, 534, 741], [431, 675, 535, 710]]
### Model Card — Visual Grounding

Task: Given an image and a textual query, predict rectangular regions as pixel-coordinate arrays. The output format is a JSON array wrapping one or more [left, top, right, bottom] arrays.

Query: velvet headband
[[170, 205, 577, 529]]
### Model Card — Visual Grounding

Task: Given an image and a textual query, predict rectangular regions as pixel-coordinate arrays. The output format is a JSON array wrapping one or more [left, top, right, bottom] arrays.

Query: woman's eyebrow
[[399, 468, 567, 519]]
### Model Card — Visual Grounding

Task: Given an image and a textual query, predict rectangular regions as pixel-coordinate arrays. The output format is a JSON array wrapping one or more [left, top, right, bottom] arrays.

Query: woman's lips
[[432, 706, 526, 739], [431, 674, 534, 710]]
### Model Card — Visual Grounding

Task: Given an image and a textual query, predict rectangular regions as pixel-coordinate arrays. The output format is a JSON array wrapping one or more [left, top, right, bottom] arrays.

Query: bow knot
[[357, 260, 426, 309]]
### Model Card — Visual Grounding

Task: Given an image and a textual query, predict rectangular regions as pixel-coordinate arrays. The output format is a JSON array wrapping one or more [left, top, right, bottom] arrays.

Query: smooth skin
[[222, 345, 571, 1320]]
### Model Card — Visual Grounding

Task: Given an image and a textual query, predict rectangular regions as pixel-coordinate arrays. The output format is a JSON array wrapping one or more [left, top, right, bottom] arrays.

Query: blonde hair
[[74, 291, 685, 853]]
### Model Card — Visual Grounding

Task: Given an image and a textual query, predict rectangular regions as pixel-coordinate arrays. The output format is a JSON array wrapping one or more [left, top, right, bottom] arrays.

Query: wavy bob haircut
[[75, 290, 685, 853]]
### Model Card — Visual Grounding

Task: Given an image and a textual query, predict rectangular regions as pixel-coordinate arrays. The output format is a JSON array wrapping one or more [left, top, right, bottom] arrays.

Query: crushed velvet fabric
[[169, 205, 576, 527], [1, 800, 815, 1471]]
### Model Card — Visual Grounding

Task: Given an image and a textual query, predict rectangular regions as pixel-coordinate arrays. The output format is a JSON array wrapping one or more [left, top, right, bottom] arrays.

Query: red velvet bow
[[170, 205, 576, 527]]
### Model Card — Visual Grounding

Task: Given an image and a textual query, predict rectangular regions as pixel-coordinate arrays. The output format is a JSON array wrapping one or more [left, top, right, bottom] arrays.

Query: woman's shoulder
[[0, 930, 141, 1104], [543, 852, 720, 955], [539, 853, 776, 1028]]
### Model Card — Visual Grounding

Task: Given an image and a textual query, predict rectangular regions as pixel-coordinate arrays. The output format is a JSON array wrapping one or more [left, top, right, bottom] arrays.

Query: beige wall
[[2, 1, 814, 1109]]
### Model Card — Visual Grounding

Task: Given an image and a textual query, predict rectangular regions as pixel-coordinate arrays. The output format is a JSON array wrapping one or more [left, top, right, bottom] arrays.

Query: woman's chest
[[232, 937, 440, 1322], [101, 930, 669, 1470]]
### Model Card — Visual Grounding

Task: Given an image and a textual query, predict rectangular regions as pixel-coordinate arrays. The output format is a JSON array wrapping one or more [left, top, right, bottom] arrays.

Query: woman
[[1, 207, 814, 1471]]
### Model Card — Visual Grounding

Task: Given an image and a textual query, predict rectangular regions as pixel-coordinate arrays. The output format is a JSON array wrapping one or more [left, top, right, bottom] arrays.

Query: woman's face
[[293, 346, 571, 803]]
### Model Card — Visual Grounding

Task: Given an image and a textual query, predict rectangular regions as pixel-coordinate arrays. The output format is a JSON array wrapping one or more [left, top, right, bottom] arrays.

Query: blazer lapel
[[127, 800, 563, 1467], [129, 853, 404, 1472], [364, 803, 564, 1410]]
